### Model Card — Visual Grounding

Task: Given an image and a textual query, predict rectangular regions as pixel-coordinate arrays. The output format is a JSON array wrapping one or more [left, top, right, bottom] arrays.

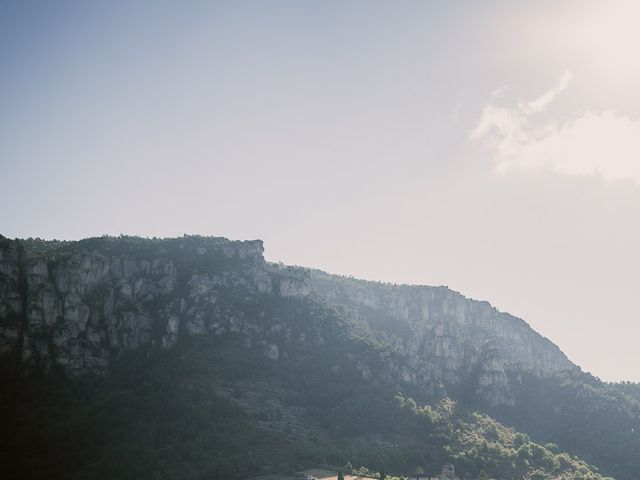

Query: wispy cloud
[[471, 70, 640, 183], [491, 85, 508, 97], [520, 70, 572, 114]]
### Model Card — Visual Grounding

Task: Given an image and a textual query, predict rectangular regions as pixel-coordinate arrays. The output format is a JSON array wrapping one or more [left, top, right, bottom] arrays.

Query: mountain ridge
[[1, 234, 638, 480], [0, 234, 574, 399]]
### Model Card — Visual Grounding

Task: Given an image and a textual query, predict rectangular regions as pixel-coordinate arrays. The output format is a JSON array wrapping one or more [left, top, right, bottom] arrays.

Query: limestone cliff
[[0, 235, 574, 405], [307, 270, 574, 403], [0, 235, 284, 376]]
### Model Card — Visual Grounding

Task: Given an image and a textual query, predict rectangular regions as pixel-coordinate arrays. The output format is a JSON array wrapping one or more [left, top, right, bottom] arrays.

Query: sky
[[1, 0, 639, 381]]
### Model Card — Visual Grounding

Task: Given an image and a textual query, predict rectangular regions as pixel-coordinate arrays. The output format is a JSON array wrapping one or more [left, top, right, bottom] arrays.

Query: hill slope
[[0, 235, 636, 479]]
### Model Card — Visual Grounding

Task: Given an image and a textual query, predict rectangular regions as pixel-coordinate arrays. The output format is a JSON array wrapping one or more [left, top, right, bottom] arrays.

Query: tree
[[338, 472, 344, 480], [530, 470, 546, 480]]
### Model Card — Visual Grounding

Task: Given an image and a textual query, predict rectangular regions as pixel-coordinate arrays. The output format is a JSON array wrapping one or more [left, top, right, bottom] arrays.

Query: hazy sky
[[2, 1, 640, 381]]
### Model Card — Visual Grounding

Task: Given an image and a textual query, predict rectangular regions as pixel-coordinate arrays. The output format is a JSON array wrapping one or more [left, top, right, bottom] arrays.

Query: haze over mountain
[[3, 1, 640, 382], [1, 235, 638, 479]]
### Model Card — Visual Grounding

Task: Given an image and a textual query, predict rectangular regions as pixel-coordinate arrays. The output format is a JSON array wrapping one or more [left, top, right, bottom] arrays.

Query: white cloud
[[520, 70, 572, 114], [471, 71, 640, 183], [491, 85, 508, 97]]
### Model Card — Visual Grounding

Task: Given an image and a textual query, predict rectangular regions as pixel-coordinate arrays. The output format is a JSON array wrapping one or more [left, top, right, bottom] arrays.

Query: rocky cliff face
[[308, 270, 574, 403], [0, 236, 313, 376], [0, 235, 574, 404]]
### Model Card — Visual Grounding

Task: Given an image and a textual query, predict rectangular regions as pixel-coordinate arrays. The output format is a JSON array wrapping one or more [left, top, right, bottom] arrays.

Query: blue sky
[[2, 1, 640, 381]]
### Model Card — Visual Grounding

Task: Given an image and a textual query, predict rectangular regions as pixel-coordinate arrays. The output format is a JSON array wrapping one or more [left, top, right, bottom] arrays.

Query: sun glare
[[572, 0, 640, 81]]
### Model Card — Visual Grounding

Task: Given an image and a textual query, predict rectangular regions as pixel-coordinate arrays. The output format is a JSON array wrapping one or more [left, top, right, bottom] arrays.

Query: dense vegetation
[[0, 329, 610, 479], [480, 371, 640, 480]]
